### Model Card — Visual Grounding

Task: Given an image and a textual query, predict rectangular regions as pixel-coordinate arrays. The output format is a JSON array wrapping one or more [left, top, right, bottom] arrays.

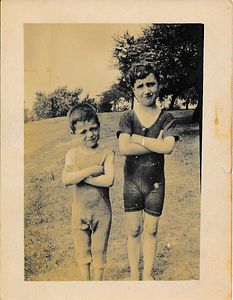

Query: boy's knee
[[129, 226, 142, 238], [76, 255, 92, 265], [144, 224, 158, 237]]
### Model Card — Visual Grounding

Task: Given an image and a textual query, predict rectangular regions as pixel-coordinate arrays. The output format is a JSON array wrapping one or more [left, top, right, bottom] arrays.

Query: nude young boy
[[62, 103, 115, 281]]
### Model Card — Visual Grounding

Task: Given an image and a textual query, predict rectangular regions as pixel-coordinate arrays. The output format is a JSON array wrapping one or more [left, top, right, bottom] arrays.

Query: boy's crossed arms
[[62, 148, 115, 187]]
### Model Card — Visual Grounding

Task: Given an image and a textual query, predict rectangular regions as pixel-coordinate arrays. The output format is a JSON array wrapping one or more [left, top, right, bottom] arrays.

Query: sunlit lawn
[[24, 110, 200, 281]]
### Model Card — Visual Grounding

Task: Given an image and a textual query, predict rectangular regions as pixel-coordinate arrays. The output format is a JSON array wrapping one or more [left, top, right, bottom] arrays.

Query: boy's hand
[[131, 134, 137, 144], [157, 130, 163, 140], [90, 165, 104, 177]]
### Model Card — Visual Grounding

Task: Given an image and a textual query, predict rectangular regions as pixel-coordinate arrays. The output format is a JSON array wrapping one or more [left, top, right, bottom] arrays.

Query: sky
[[24, 23, 150, 109]]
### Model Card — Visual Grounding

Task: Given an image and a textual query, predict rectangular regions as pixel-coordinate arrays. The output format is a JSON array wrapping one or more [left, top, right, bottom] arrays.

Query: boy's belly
[[73, 183, 110, 210]]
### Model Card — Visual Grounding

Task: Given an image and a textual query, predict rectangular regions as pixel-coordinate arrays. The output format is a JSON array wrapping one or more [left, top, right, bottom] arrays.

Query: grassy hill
[[24, 110, 200, 281]]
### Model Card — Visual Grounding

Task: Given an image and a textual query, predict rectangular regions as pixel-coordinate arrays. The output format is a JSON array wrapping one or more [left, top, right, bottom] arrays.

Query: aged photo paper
[[1, 0, 232, 299]]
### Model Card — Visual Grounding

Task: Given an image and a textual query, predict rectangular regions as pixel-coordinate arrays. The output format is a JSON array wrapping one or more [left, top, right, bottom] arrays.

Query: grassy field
[[24, 109, 200, 281]]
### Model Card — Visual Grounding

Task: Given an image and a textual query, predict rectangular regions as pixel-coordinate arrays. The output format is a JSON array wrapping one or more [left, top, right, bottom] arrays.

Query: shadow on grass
[[175, 114, 199, 126], [172, 110, 200, 137], [166, 109, 198, 124], [179, 127, 200, 137], [176, 118, 199, 125]]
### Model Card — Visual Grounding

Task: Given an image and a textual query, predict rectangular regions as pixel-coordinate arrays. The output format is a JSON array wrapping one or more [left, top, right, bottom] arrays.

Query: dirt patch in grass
[[24, 110, 200, 281]]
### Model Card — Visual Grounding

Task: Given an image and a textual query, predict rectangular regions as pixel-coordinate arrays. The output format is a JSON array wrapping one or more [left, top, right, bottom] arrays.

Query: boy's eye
[[136, 84, 143, 89], [91, 127, 98, 131], [147, 82, 155, 87], [79, 130, 86, 135]]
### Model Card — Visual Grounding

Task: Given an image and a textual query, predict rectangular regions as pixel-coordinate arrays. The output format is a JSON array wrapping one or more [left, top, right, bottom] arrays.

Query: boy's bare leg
[[93, 267, 105, 281], [126, 211, 143, 280], [92, 213, 111, 281], [142, 213, 160, 280], [79, 263, 91, 281], [72, 228, 92, 281]]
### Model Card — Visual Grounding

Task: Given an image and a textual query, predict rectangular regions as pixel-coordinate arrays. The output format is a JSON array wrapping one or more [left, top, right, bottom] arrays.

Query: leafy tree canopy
[[98, 78, 132, 112], [111, 24, 203, 110], [31, 86, 98, 121]]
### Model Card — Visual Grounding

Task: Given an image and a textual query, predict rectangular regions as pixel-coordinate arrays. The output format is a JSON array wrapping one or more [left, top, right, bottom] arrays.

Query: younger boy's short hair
[[68, 103, 100, 134], [127, 60, 160, 88]]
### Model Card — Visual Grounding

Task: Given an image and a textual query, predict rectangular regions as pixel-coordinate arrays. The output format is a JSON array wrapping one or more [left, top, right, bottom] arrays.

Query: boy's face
[[74, 119, 100, 148], [133, 73, 159, 107]]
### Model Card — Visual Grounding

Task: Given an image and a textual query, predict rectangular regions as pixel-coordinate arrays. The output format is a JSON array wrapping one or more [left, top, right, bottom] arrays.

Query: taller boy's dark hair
[[68, 103, 100, 134], [127, 60, 160, 88]]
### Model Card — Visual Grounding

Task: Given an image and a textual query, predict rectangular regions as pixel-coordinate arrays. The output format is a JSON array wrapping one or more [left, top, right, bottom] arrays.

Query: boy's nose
[[144, 86, 150, 94], [86, 131, 94, 138]]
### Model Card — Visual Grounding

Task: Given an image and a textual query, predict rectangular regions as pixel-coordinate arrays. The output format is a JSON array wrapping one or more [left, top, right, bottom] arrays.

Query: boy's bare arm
[[118, 133, 152, 156], [62, 150, 103, 186], [84, 151, 115, 187], [132, 131, 175, 155]]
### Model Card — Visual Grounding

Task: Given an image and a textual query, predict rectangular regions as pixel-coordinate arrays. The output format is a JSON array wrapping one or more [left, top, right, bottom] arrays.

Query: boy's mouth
[[145, 93, 153, 98], [87, 137, 97, 142]]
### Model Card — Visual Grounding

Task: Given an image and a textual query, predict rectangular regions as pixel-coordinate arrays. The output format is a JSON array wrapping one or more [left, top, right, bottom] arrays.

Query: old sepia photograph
[[1, 1, 231, 299], [24, 23, 202, 281]]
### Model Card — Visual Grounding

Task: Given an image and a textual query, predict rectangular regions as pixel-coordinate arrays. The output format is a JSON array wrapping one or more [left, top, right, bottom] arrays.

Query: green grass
[[24, 110, 200, 281]]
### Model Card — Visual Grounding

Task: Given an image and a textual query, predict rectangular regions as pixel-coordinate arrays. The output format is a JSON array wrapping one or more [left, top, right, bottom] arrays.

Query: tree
[[111, 24, 203, 116], [32, 86, 84, 121], [182, 87, 199, 110], [81, 94, 98, 110], [47, 86, 83, 118], [32, 92, 52, 120], [24, 107, 30, 124], [142, 24, 203, 111], [98, 79, 132, 112], [112, 31, 145, 79]]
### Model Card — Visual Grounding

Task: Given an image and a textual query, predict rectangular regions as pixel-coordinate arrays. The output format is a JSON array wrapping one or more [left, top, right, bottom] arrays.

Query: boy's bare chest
[[134, 109, 161, 128]]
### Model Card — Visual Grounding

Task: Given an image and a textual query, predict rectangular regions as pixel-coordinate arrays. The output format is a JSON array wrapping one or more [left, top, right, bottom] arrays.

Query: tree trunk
[[192, 101, 200, 122], [169, 94, 177, 110]]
